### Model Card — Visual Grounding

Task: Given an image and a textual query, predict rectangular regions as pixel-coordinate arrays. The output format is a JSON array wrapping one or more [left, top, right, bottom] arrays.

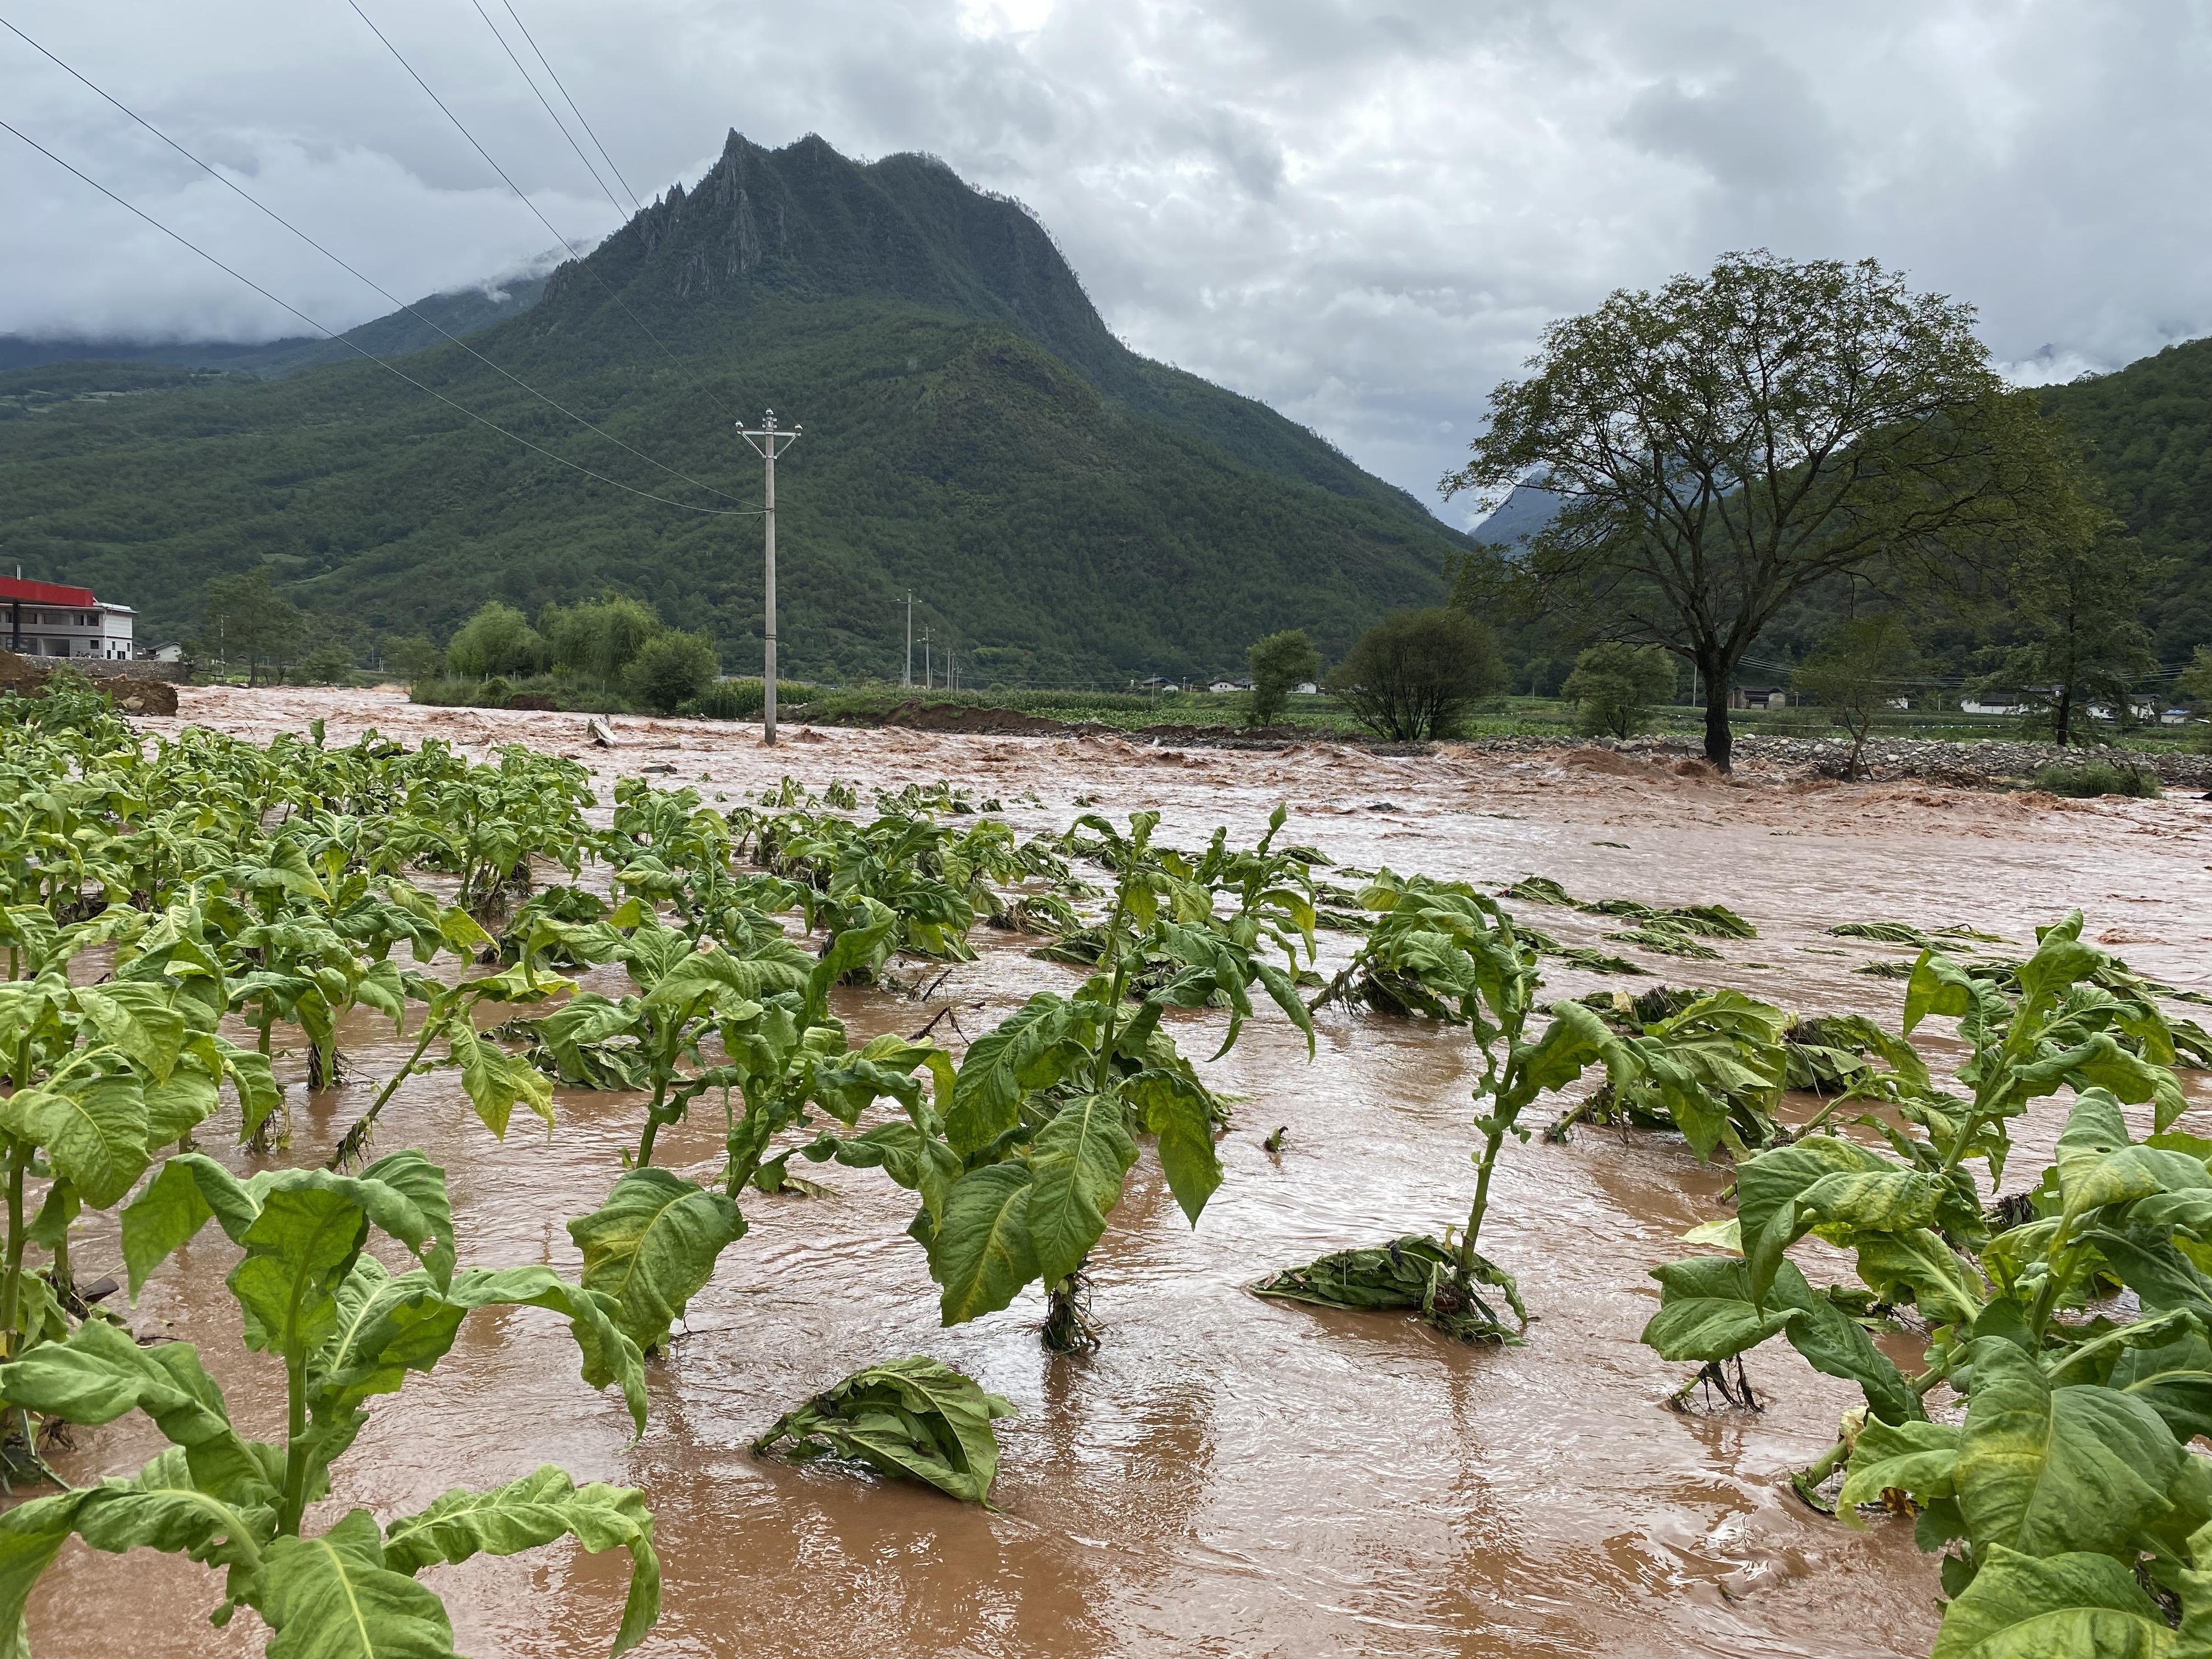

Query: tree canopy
[[1444, 250, 2081, 768]]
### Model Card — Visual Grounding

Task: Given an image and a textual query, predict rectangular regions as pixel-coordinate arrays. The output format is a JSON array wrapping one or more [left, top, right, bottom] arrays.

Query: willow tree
[[1443, 251, 2076, 769]]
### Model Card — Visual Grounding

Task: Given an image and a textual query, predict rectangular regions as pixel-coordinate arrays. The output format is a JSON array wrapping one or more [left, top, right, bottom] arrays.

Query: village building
[[1, 575, 136, 662]]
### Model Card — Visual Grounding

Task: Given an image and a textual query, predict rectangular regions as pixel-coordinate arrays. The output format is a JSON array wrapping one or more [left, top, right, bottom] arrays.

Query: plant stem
[[278, 1347, 309, 1536], [325, 1016, 441, 1170], [636, 1076, 671, 1168], [1459, 1126, 1506, 1275], [0, 1141, 24, 1361]]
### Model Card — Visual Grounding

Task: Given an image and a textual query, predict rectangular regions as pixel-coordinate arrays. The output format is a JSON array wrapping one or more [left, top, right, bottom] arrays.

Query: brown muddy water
[[27, 687, 2212, 1656]]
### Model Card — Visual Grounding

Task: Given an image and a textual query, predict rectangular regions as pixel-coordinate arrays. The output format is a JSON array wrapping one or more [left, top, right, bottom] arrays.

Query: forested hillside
[[2040, 340, 2212, 663], [0, 133, 1462, 682]]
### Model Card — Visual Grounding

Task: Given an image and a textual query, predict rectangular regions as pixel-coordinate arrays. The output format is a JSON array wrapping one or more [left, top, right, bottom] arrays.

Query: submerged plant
[[753, 1356, 1013, 1504], [1272, 873, 1626, 1340], [0, 1149, 657, 1654]]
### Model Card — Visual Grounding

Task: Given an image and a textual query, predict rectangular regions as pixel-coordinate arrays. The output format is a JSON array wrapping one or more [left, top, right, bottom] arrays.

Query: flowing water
[[24, 689, 2212, 1657]]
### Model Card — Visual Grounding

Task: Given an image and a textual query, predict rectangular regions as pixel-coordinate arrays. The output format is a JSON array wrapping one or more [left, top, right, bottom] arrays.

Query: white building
[[2, 577, 135, 661]]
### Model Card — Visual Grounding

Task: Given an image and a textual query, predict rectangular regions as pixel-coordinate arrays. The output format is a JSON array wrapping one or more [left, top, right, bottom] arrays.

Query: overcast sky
[[4, 0, 2209, 523]]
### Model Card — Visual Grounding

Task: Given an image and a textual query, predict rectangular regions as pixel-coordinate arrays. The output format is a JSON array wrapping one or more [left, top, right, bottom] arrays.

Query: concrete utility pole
[[903, 591, 914, 687], [735, 410, 801, 746]]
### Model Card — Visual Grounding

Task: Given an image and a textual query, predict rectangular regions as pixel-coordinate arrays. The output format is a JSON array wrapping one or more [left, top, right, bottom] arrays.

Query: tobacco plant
[[809, 809, 1314, 1349], [1639, 914, 2212, 1648], [0, 1150, 658, 1655], [1263, 873, 1623, 1339]]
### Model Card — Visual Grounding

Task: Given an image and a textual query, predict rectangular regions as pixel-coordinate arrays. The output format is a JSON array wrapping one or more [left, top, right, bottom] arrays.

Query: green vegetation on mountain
[[0, 134, 1461, 680], [2039, 337, 2212, 663]]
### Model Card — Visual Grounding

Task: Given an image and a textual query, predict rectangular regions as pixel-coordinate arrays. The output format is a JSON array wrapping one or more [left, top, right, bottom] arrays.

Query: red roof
[[0, 576, 97, 606]]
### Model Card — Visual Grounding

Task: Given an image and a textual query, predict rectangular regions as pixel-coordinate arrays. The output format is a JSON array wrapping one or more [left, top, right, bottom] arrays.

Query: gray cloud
[[3, 0, 2208, 523]]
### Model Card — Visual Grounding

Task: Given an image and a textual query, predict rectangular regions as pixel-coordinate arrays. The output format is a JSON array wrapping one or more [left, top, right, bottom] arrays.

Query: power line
[[0, 14, 753, 511], [499, 0, 643, 212], [347, 0, 736, 420], [465, 0, 620, 213], [0, 116, 762, 517]]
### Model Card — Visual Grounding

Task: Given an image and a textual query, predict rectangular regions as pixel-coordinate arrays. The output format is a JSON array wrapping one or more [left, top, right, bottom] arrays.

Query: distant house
[[2, 576, 135, 661], [1208, 677, 1251, 693], [152, 643, 186, 664], [1960, 696, 2027, 716], [1292, 681, 1319, 695], [1728, 686, 1787, 710]]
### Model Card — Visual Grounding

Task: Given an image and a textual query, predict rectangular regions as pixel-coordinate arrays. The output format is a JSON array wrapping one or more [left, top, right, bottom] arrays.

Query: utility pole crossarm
[[734, 410, 800, 747]]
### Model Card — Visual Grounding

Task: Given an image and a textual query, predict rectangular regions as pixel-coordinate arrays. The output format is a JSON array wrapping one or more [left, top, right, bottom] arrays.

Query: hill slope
[[2039, 341, 2212, 663], [0, 133, 1461, 681]]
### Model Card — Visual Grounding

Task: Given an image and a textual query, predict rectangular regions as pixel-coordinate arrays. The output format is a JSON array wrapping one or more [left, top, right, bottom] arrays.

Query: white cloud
[[3, 0, 2207, 523]]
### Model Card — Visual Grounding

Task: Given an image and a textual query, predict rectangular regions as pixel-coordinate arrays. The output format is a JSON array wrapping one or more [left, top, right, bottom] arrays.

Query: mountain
[[0, 134, 1463, 682], [2038, 341, 2212, 664], [1469, 481, 1562, 549], [0, 274, 549, 379]]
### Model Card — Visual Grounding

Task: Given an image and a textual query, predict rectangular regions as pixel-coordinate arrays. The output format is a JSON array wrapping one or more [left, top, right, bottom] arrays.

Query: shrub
[[1325, 608, 1505, 741], [296, 642, 355, 685], [2032, 760, 2162, 798], [1247, 628, 1321, 727], [382, 633, 443, 684], [1561, 643, 1675, 738], [479, 675, 513, 704], [543, 595, 660, 683], [627, 630, 720, 714], [445, 601, 549, 679]]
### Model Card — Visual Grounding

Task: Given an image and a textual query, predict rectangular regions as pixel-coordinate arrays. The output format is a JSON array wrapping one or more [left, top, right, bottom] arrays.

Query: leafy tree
[[445, 601, 549, 680], [2181, 645, 2212, 743], [296, 641, 354, 685], [1325, 609, 1504, 741], [627, 631, 721, 714], [382, 633, 443, 684], [196, 568, 305, 687], [1246, 628, 1320, 726], [1974, 505, 2160, 747], [1560, 642, 1675, 738], [545, 595, 661, 684], [1443, 250, 2080, 769], [1792, 615, 1921, 778]]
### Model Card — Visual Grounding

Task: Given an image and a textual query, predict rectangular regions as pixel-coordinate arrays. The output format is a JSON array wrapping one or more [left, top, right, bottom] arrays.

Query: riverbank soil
[[30, 686, 2212, 1658]]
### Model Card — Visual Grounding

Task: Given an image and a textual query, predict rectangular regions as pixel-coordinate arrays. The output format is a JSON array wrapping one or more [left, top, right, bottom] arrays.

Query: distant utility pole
[[921, 628, 932, 690], [735, 410, 800, 746], [903, 591, 915, 688]]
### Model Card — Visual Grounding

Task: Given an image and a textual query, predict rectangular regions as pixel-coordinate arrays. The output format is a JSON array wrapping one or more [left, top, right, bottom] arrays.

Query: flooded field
[[27, 686, 2212, 1658]]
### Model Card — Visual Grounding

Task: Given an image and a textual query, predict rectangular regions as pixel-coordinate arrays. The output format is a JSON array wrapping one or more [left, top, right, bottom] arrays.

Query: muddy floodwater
[[27, 687, 2212, 1657]]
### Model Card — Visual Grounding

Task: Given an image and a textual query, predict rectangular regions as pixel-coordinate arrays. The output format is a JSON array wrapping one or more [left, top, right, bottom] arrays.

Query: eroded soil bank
[[27, 687, 2212, 1657]]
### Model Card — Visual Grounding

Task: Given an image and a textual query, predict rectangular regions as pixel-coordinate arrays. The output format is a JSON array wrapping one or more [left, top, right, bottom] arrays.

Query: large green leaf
[[1930, 1544, 2175, 1659], [382, 1466, 658, 1656], [1025, 1092, 1138, 1286], [444, 1019, 555, 1140], [259, 1509, 459, 1659], [0, 1064, 149, 1209], [1640, 1255, 1796, 1362], [73, 982, 188, 1085], [1839, 1417, 1963, 1510], [447, 1267, 648, 1434], [928, 1162, 1040, 1326], [1954, 1338, 2182, 1559], [567, 1169, 745, 1355], [1852, 1227, 1989, 1329], [1735, 1136, 1898, 1302], [69, 1446, 278, 1598], [0, 1493, 87, 1659], [1766, 1260, 1922, 1424], [1128, 1067, 1223, 1224], [0, 1319, 270, 1502]]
